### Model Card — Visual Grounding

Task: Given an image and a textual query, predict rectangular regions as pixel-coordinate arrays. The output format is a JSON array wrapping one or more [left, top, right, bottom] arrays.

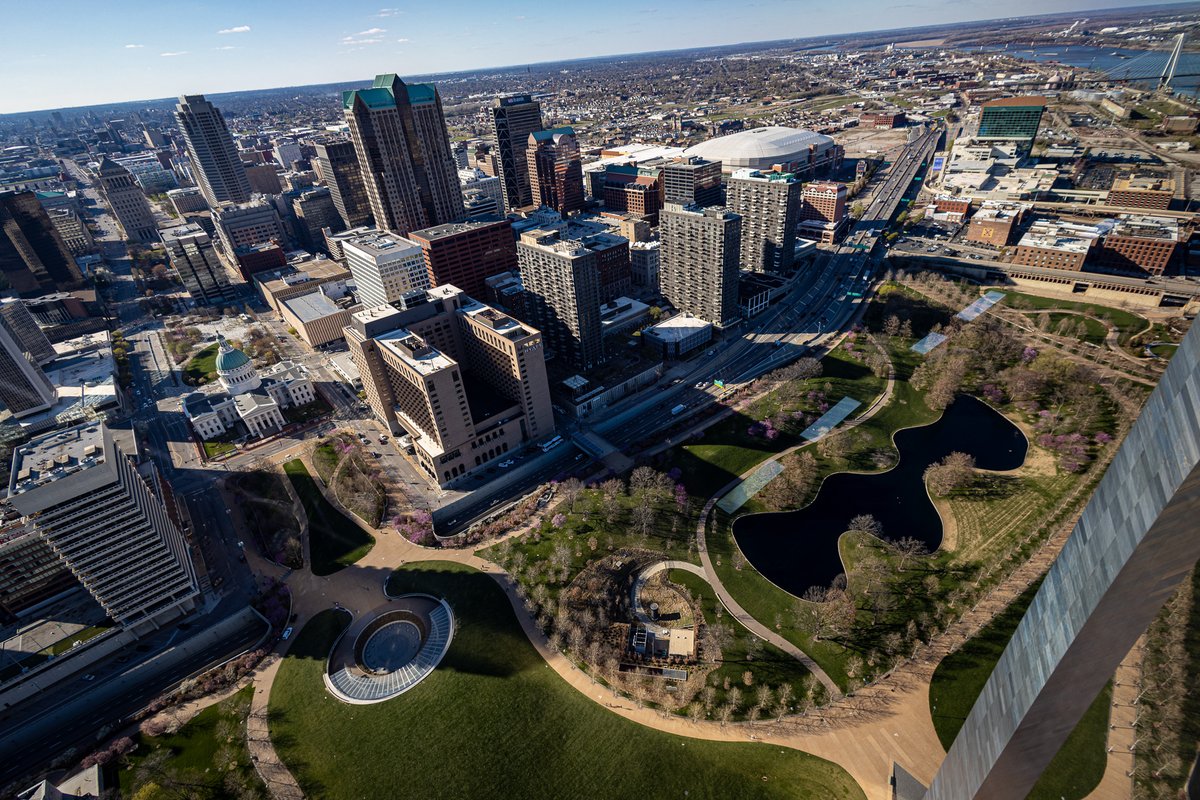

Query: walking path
[[237, 313, 1140, 800]]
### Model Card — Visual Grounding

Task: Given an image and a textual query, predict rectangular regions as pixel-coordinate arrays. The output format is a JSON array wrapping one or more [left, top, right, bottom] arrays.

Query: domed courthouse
[[183, 335, 315, 441]]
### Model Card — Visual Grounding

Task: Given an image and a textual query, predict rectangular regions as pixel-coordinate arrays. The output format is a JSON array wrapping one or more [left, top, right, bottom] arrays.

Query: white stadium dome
[[683, 126, 838, 173]]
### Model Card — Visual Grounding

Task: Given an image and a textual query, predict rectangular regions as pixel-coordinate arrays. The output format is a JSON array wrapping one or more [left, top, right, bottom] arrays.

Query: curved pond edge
[[723, 394, 1031, 601]]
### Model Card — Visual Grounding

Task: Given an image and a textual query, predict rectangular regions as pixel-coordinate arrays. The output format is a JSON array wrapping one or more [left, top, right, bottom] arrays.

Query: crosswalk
[[328, 604, 453, 703]]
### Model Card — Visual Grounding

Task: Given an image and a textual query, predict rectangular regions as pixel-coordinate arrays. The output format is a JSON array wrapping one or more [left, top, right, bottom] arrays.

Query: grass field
[[669, 569, 817, 714], [268, 563, 865, 800], [118, 685, 264, 799], [1043, 312, 1109, 345], [929, 579, 1111, 800], [282, 459, 374, 575], [1001, 290, 1147, 345], [183, 343, 219, 385], [202, 439, 235, 459]]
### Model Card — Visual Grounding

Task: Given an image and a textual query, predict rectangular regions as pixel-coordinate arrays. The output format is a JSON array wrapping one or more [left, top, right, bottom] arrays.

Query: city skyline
[[1, 0, 1185, 115]]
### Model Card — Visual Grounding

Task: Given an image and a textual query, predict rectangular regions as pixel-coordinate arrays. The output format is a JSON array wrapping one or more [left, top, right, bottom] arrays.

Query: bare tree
[[848, 514, 882, 538], [891, 537, 928, 571]]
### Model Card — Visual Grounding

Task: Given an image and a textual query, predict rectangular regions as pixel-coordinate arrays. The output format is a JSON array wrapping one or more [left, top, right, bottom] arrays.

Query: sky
[[0, 0, 1189, 114]]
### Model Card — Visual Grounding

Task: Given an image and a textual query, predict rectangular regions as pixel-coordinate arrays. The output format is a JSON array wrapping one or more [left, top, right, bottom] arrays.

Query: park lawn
[[1000, 289, 1146, 345], [117, 685, 264, 799], [269, 563, 865, 800], [482, 486, 696, 606], [283, 398, 332, 426], [929, 579, 1110, 800], [668, 569, 818, 715], [183, 343, 219, 385], [283, 459, 374, 575], [1043, 312, 1108, 346], [672, 347, 888, 500]]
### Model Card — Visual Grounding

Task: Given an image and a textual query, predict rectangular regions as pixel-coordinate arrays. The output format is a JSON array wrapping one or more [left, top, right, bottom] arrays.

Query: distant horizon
[[2, 0, 1195, 116]]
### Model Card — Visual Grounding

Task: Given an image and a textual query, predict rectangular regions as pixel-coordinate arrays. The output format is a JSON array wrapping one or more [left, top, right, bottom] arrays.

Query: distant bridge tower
[[1160, 32, 1185, 89]]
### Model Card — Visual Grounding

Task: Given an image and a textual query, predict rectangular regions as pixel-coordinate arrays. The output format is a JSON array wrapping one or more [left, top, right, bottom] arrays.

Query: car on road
[[81, 674, 95, 681], [499, 459, 514, 468], [281, 627, 293, 640]]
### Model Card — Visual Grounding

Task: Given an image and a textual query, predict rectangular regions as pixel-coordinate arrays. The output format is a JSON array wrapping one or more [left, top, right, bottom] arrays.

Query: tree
[[560, 478, 583, 512], [883, 314, 901, 337], [848, 514, 882, 538], [800, 586, 855, 641], [924, 451, 975, 496], [891, 537, 928, 571]]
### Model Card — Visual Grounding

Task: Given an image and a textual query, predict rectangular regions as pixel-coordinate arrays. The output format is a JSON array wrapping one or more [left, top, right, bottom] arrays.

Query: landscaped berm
[[269, 562, 866, 800]]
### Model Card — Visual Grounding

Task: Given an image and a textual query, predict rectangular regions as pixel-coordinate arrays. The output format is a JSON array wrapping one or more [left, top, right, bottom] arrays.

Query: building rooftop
[[644, 314, 714, 343], [1018, 219, 1100, 254], [974, 201, 1028, 222], [683, 126, 835, 168], [730, 168, 799, 182], [10, 423, 107, 497], [377, 329, 455, 376], [461, 300, 532, 340], [283, 291, 345, 324], [983, 96, 1048, 108], [664, 203, 740, 221], [408, 215, 508, 242], [1111, 173, 1175, 193], [343, 232, 422, 260], [1107, 214, 1180, 241]]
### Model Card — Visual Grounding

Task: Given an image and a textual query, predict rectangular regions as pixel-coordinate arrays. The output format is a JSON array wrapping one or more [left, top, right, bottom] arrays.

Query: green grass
[[668, 569, 816, 715], [183, 343, 219, 385], [45, 623, 111, 655], [673, 347, 888, 500], [1001, 290, 1146, 345], [269, 563, 865, 800], [282, 459, 374, 575], [929, 579, 1111, 800], [202, 439, 235, 459], [1043, 312, 1108, 345], [118, 685, 264, 798]]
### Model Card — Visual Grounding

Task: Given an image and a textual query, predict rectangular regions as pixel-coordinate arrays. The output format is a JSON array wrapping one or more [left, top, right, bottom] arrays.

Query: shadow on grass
[[283, 459, 375, 576]]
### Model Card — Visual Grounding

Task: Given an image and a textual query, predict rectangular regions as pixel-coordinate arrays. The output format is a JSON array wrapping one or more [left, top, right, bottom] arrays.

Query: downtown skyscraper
[[343, 74, 464, 237], [174, 95, 252, 208], [490, 94, 544, 212], [314, 140, 373, 230]]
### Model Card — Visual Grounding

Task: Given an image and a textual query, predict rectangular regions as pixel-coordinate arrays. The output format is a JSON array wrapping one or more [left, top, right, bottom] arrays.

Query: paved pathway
[[238, 319, 1140, 800]]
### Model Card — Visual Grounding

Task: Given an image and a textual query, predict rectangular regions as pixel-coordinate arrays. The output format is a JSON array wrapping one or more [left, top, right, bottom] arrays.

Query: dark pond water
[[732, 395, 1027, 597]]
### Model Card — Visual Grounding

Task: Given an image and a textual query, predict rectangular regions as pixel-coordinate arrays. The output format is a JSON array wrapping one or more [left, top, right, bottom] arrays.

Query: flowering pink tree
[[551, 513, 567, 528], [394, 509, 434, 545]]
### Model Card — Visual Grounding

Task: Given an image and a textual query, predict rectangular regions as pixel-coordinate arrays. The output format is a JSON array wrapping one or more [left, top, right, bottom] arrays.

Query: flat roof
[[10, 423, 107, 496], [409, 215, 508, 242], [377, 329, 455, 376], [342, 233, 422, 260], [283, 291, 344, 323], [983, 96, 1048, 108], [645, 314, 713, 342]]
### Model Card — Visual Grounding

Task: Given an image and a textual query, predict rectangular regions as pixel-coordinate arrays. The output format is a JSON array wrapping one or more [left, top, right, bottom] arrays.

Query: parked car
[[281, 627, 293, 640]]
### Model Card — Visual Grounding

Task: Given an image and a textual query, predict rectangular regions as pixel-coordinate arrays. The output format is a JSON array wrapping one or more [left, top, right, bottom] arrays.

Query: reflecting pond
[[732, 395, 1027, 597]]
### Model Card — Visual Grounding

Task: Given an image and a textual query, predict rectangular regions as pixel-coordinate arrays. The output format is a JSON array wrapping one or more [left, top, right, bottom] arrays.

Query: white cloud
[[375, 7, 401, 16], [396, 37, 410, 43], [124, 44, 144, 49], [218, 25, 251, 34], [214, 46, 238, 50], [160, 51, 189, 57], [355, 27, 386, 35], [341, 35, 384, 46]]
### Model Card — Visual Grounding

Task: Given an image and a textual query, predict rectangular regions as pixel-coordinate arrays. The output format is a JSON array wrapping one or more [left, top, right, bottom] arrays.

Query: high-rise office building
[[799, 181, 849, 244], [343, 74, 464, 236], [342, 231, 430, 308], [8, 423, 200, 634], [664, 156, 722, 206], [0, 191, 84, 296], [47, 207, 96, 257], [273, 138, 304, 170], [490, 94, 544, 212], [408, 216, 517, 300], [292, 187, 343, 252], [660, 204, 741, 328], [600, 164, 663, 224], [161, 224, 235, 306], [174, 95, 252, 208], [725, 169, 802, 273], [977, 96, 1046, 149], [516, 228, 618, 371], [345, 285, 554, 486], [212, 199, 286, 265], [0, 520, 75, 623], [0, 298, 56, 365], [527, 128, 585, 216], [95, 157, 158, 244], [314, 140, 373, 229], [0, 321, 55, 419]]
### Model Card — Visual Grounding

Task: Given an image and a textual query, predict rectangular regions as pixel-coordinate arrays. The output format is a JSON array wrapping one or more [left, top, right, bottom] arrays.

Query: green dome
[[215, 343, 251, 373]]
